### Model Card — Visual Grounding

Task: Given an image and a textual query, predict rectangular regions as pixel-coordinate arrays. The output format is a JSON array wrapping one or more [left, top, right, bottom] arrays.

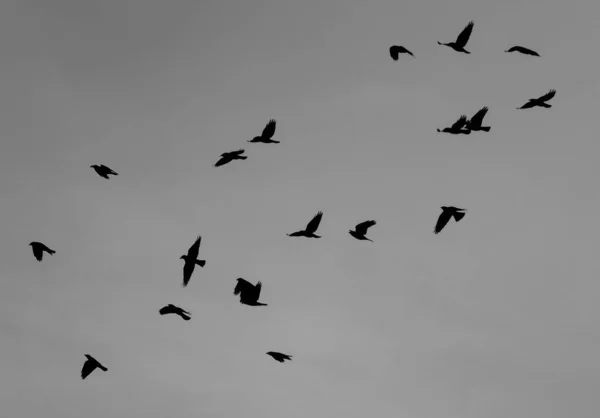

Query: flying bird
[[233, 278, 267, 306], [29, 241, 55, 261], [437, 115, 471, 135], [434, 206, 466, 234], [266, 351, 292, 363], [518, 89, 556, 109], [349, 220, 376, 242], [180, 236, 206, 287], [505, 46, 540, 56], [287, 211, 323, 238], [466, 106, 491, 132], [81, 354, 107, 380], [214, 149, 247, 167], [248, 119, 279, 143], [159, 304, 191, 321], [438, 21, 474, 54], [90, 164, 118, 179], [389, 45, 414, 60]]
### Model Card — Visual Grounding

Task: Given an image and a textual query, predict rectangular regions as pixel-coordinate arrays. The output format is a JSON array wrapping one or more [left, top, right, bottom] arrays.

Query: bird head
[[249, 136, 261, 142], [179, 255, 186, 260], [441, 206, 448, 210], [90, 165, 97, 168], [266, 351, 274, 356], [28, 242, 33, 246], [84, 354, 92, 360]]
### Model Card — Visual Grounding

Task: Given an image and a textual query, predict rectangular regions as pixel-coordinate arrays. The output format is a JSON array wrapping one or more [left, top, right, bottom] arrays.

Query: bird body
[[437, 115, 471, 135], [90, 164, 118, 179], [180, 236, 206, 287], [266, 351, 292, 363], [438, 21, 474, 54], [389, 45, 414, 60], [349, 220, 376, 242], [466, 106, 491, 132], [505, 46, 540, 56], [287, 211, 323, 238], [159, 304, 191, 321], [234, 278, 267, 306], [214, 149, 247, 167], [81, 354, 107, 380], [248, 119, 279, 143], [518, 89, 556, 109], [29, 241, 55, 261], [434, 206, 466, 234]]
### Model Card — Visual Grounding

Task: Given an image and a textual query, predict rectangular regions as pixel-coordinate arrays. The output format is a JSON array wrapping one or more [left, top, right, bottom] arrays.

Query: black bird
[[518, 89, 556, 109], [349, 220, 376, 242], [466, 107, 491, 132], [437, 115, 471, 135], [389, 45, 415, 60], [266, 351, 292, 363], [434, 206, 466, 234], [287, 211, 323, 238], [214, 149, 247, 167], [159, 304, 191, 321], [81, 354, 107, 380], [29, 241, 55, 262], [90, 164, 118, 179], [438, 21, 474, 54], [248, 119, 279, 143], [180, 236, 206, 287], [234, 278, 267, 306], [505, 46, 540, 57]]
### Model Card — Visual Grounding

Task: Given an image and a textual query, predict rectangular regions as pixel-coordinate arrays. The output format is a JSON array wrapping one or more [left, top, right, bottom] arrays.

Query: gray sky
[[2, 0, 600, 417]]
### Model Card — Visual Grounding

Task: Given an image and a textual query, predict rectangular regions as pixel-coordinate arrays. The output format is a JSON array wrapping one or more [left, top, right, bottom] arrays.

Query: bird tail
[[480, 127, 491, 132], [181, 313, 191, 321], [47, 249, 56, 255], [195, 260, 206, 267], [540, 103, 551, 108], [99, 365, 108, 372], [463, 50, 471, 54], [256, 302, 268, 306], [238, 156, 248, 160], [437, 41, 443, 45], [453, 212, 466, 222]]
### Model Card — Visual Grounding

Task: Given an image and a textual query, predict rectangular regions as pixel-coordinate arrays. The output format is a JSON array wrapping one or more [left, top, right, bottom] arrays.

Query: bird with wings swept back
[[180, 236, 206, 287], [349, 220, 376, 242], [90, 164, 118, 179], [233, 278, 267, 306], [214, 149, 247, 167], [389, 45, 414, 60], [438, 21, 474, 54], [81, 354, 107, 380], [248, 119, 279, 143], [437, 115, 471, 135], [518, 89, 556, 109], [287, 211, 323, 238], [159, 304, 191, 321], [266, 351, 293, 363], [505, 46, 540, 57], [466, 106, 491, 132], [28, 241, 55, 262], [434, 206, 466, 234]]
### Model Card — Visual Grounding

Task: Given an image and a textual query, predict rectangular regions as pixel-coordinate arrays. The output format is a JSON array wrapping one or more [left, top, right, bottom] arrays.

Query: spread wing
[[389, 46, 399, 60], [159, 305, 175, 315], [100, 165, 117, 175], [355, 220, 376, 235], [508, 46, 539, 56], [32, 245, 43, 261], [261, 119, 276, 139], [230, 149, 245, 156], [537, 89, 556, 102], [455, 21, 474, 48], [234, 278, 254, 296], [254, 281, 262, 299], [434, 210, 452, 234], [451, 115, 468, 130], [182, 262, 194, 287], [305, 211, 323, 234], [187, 236, 201, 258], [468, 107, 488, 128], [214, 155, 231, 167], [81, 359, 96, 379]]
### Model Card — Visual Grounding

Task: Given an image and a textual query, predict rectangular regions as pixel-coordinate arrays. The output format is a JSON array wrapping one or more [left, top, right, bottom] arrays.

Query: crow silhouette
[[214, 149, 247, 167], [438, 21, 474, 54], [518, 89, 556, 109], [180, 236, 206, 287], [389, 45, 414, 60], [437, 115, 471, 135], [266, 351, 292, 363], [159, 304, 191, 321], [81, 354, 107, 380], [90, 164, 118, 179], [29, 241, 55, 261], [349, 220, 376, 242], [248, 119, 279, 143], [288, 211, 323, 238], [434, 206, 466, 234], [505, 46, 540, 57], [234, 278, 267, 306], [466, 107, 491, 132]]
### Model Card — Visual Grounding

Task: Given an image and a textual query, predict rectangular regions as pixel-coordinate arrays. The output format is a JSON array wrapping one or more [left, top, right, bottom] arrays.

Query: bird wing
[[455, 21, 474, 48], [231, 149, 245, 156], [511, 46, 539, 56], [81, 359, 96, 379], [187, 236, 201, 258], [159, 306, 173, 315], [182, 262, 194, 287], [537, 89, 556, 102], [254, 281, 262, 299], [261, 119, 276, 139], [305, 211, 323, 234], [469, 107, 488, 128], [32, 245, 43, 261], [451, 115, 468, 130], [434, 210, 452, 234], [234, 278, 254, 295], [389, 46, 399, 60], [100, 165, 117, 175], [214, 155, 231, 167], [355, 220, 376, 235]]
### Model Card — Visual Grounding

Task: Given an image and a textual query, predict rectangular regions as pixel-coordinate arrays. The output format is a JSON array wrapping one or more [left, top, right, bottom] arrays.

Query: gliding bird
[[438, 21, 474, 54], [180, 236, 206, 287]]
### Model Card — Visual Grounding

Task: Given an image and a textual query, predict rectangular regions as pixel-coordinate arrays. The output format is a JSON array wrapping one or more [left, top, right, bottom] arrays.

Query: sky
[[1, 0, 600, 417]]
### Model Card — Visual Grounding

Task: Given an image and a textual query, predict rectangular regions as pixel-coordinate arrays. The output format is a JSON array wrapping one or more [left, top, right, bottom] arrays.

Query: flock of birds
[[26, 20, 555, 381]]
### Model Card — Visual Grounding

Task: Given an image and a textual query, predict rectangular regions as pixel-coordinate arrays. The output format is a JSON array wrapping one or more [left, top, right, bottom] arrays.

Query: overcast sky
[[2, 0, 600, 417]]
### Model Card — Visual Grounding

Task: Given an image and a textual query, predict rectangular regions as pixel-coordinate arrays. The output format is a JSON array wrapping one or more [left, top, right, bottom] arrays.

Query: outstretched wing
[[81, 359, 96, 379], [187, 236, 201, 258], [254, 281, 262, 300], [537, 89, 556, 102], [508, 46, 540, 56], [468, 107, 488, 128], [231, 149, 245, 156], [389, 46, 399, 60], [234, 278, 254, 296], [261, 119, 276, 139], [100, 165, 118, 175], [434, 210, 452, 234], [455, 21, 474, 48], [451, 115, 468, 130], [159, 306, 173, 315], [214, 155, 231, 167], [32, 245, 43, 261], [305, 211, 323, 234], [355, 220, 376, 235]]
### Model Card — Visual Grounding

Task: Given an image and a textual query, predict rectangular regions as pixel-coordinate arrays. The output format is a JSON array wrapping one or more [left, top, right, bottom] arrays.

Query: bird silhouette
[[29, 241, 55, 261], [266, 351, 292, 363], [90, 164, 118, 179], [81, 354, 107, 380], [438, 21, 474, 54], [389, 45, 414, 60], [505, 46, 540, 56], [180, 236, 206, 287], [248, 119, 279, 143], [437, 115, 471, 135], [434, 206, 466, 234], [287, 211, 323, 238], [349, 220, 376, 242], [518, 89, 556, 109], [159, 304, 191, 321], [234, 278, 267, 306], [466, 107, 491, 132], [214, 149, 247, 167]]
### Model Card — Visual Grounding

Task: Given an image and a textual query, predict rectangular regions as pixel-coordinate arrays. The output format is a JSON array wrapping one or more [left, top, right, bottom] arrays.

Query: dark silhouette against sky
[[437, 115, 471, 135], [287, 211, 324, 238], [81, 354, 107, 380], [466, 106, 491, 132], [28, 241, 55, 262], [248, 119, 279, 143], [214, 149, 247, 167], [389, 45, 414, 60], [438, 21, 474, 54], [349, 220, 376, 242], [159, 304, 191, 321], [505, 45, 540, 56], [433, 206, 467, 234], [90, 164, 118, 179], [266, 351, 293, 363], [233, 278, 267, 306], [518, 89, 556, 109], [180, 236, 205, 287]]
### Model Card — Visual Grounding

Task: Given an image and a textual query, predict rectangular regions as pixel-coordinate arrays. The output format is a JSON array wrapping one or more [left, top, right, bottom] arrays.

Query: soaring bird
[[287, 211, 323, 238], [437, 115, 471, 135], [159, 304, 191, 321], [266, 351, 292, 363], [466, 107, 491, 132], [389, 45, 415, 60], [90, 164, 118, 179], [518, 89, 556, 109], [180, 236, 206, 287], [438, 21, 474, 54], [29, 241, 55, 262], [214, 149, 247, 167], [349, 220, 376, 242], [248, 119, 279, 143], [81, 354, 107, 380], [505, 46, 540, 57], [233, 278, 267, 306], [434, 206, 466, 234]]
